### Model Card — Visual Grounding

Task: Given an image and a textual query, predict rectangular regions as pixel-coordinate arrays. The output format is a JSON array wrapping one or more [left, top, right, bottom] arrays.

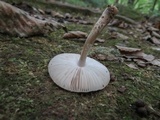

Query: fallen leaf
[[152, 31, 160, 39], [96, 38, 105, 43], [38, 8, 45, 14], [134, 59, 146, 68], [147, 26, 159, 32], [109, 32, 129, 40], [125, 63, 138, 69], [115, 45, 142, 54], [63, 31, 88, 39], [150, 59, 160, 67], [150, 37, 160, 45], [78, 20, 93, 25], [51, 11, 64, 18], [142, 34, 151, 41], [142, 53, 155, 62], [116, 45, 155, 62]]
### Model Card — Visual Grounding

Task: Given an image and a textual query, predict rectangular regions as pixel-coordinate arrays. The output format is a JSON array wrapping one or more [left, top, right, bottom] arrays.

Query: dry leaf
[[78, 20, 93, 25], [134, 59, 146, 68], [51, 11, 64, 18], [150, 37, 160, 45], [150, 59, 160, 67], [63, 31, 88, 39], [109, 32, 129, 40], [115, 45, 142, 54], [38, 9, 45, 14], [142, 34, 151, 41], [147, 26, 159, 32], [142, 53, 155, 62], [125, 63, 138, 69], [152, 31, 160, 39], [63, 31, 105, 43], [96, 38, 105, 43], [116, 45, 155, 62]]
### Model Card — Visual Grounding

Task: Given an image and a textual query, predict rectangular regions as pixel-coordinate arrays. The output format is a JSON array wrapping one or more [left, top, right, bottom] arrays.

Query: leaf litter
[[62, 31, 105, 43], [115, 45, 160, 67]]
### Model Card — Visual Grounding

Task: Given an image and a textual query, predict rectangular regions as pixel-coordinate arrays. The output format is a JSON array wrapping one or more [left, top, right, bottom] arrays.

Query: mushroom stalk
[[78, 5, 118, 67], [48, 5, 118, 92]]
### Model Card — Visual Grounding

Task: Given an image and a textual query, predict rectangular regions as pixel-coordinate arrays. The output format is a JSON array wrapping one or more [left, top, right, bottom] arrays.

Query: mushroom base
[[48, 53, 110, 92]]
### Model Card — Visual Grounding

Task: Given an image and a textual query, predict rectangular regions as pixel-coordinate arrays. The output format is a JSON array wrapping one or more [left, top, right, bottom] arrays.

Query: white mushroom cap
[[48, 53, 110, 92]]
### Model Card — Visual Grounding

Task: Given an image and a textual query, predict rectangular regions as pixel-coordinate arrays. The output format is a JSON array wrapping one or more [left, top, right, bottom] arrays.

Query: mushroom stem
[[78, 5, 118, 67]]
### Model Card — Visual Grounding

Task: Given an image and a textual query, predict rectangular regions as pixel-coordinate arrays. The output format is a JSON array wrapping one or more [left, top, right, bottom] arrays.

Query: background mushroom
[[48, 5, 118, 92]]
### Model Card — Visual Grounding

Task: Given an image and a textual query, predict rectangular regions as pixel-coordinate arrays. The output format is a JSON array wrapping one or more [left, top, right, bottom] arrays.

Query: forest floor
[[0, 0, 160, 120]]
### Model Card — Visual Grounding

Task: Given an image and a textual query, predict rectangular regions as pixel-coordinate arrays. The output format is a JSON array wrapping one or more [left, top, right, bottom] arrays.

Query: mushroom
[[48, 5, 118, 92]]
